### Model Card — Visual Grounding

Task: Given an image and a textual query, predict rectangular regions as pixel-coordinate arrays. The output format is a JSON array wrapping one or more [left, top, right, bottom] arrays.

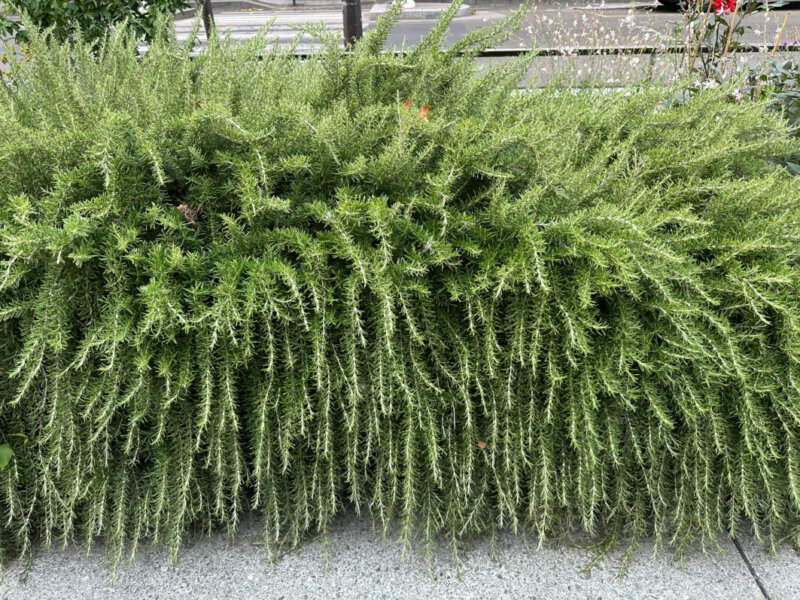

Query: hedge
[[1, 4, 799, 567]]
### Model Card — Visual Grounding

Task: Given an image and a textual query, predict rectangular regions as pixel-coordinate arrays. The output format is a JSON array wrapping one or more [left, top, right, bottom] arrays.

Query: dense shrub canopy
[[0, 3, 799, 567], [0, 0, 191, 44]]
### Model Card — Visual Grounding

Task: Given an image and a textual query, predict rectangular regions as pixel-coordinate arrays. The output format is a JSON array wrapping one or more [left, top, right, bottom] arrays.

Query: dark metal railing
[[475, 43, 800, 57], [281, 43, 800, 59]]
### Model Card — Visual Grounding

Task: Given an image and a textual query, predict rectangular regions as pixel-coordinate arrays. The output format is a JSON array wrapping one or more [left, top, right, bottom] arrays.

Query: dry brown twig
[[771, 12, 790, 58], [721, 0, 742, 59], [689, 1, 714, 74]]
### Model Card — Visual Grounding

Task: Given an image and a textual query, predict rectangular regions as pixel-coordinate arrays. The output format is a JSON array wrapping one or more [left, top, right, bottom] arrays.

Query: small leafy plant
[[745, 57, 800, 173], [749, 58, 800, 128], [675, 0, 774, 80], [665, 1, 800, 175]]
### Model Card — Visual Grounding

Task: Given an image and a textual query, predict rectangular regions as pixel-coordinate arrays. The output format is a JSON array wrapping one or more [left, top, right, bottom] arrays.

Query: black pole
[[342, 0, 362, 46], [201, 0, 215, 39]]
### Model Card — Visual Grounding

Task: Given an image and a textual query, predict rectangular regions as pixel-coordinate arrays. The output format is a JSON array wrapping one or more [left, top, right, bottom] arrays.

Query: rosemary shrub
[[1, 3, 799, 567]]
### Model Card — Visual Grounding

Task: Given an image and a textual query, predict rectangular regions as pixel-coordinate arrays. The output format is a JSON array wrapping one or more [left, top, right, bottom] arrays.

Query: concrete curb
[[369, 2, 472, 19], [177, 0, 349, 18]]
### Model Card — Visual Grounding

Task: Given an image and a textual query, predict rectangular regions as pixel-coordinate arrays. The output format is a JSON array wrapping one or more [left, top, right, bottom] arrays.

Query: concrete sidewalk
[[0, 510, 794, 599]]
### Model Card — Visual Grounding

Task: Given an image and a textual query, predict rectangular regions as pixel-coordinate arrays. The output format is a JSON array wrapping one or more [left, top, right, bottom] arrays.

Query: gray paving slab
[[0, 511, 767, 600], [736, 534, 800, 600]]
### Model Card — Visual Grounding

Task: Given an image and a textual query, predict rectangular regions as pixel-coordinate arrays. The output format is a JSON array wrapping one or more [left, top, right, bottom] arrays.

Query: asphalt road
[[513, 1, 800, 50], [171, 1, 800, 51], [167, 2, 800, 86]]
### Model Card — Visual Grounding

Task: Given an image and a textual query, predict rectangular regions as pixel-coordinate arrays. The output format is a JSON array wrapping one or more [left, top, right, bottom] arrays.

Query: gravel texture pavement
[[734, 534, 800, 600], [0, 511, 775, 599]]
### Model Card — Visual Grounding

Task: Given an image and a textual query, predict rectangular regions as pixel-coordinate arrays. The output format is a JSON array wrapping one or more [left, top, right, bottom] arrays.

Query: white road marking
[[572, 2, 659, 9]]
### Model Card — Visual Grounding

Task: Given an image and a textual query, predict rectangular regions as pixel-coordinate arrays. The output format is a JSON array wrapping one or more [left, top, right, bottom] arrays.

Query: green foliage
[[675, 0, 773, 81], [670, 1, 800, 175], [746, 57, 800, 174], [757, 58, 800, 130], [1, 2, 800, 568], [0, 0, 190, 44], [0, 445, 10, 470]]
